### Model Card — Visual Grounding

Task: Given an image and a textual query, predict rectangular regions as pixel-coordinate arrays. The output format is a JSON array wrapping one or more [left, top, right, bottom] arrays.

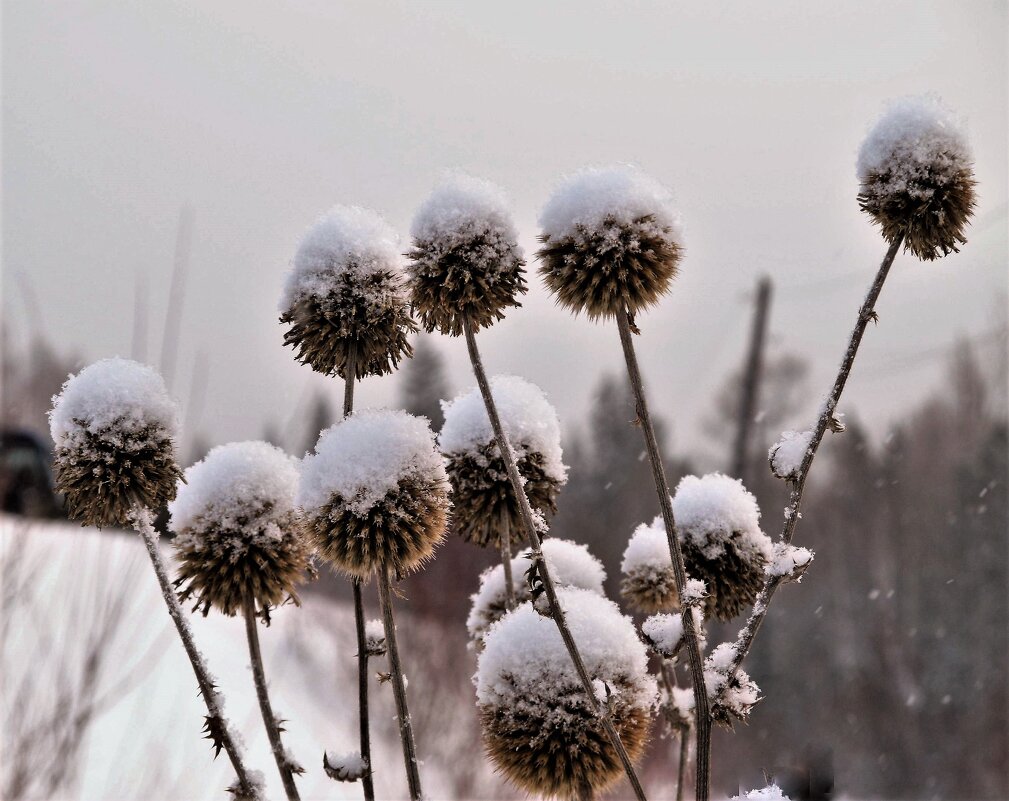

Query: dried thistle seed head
[[857, 95, 976, 261], [364, 618, 386, 657], [279, 206, 417, 378], [323, 751, 369, 783], [49, 358, 182, 527], [476, 588, 655, 800], [299, 410, 449, 578], [407, 174, 526, 336], [620, 519, 679, 614], [439, 375, 567, 549], [672, 473, 773, 622], [466, 538, 606, 643], [704, 642, 761, 729], [537, 165, 683, 321], [169, 441, 311, 617]]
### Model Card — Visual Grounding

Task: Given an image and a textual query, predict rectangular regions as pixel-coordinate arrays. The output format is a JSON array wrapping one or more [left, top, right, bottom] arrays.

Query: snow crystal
[[168, 441, 299, 541], [669, 686, 694, 717], [298, 410, 446, 516], [324, 750, 369, 782], [621, 518, 671, 576], [683, 578, 707, 605], [672, 473, 772, 562], [49, 358, 179, 446], [539, 164, 683, 245], [279, 205, 404, 311], [640, 609, 704, 657], [410, 173, 521, 254], [731, 786, 791, 801], [769, 430, 814, 480], [466, 539, 606, 640], [439, 375, 567, 484], [767, 542, 814, 580]]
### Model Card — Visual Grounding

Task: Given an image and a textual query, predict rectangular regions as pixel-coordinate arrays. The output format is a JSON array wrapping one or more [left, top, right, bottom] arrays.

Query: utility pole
[[731, 276, 773, 484]]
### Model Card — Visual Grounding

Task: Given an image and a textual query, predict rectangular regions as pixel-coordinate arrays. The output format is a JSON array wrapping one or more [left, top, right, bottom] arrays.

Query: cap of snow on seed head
[[537, 164, 683, 320], [705, 642, 761, 728], [407, 173, 526, 336], [640, 609, 705, 658], [476, 587, 655, 799], [323, 751, 369, 783], [466, 539, 605, 642], [279, 205, 416, 379], [170, 441, 311, 617], [673, 473, 773, 622], [49, 358, 182, 527], [857, 94, 976, 261], [620, 518, 678, 614], [440, 375, 567, 549], [299, 409, 449, 578]]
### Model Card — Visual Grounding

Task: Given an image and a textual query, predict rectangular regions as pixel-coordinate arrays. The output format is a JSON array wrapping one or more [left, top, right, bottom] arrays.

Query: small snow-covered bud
[[364, 618, 386, 657], [323, 750, 369, 782], [704, 642, 760, 728], [620, 519, 679, 614], [768, 543, 814, 583], [440, 376, 567, 549], [170, 441, 311, 617], [476, 588, 655, 800], [857, 95, 976, 261], [537, 165, 683, 320], [279, 206, 417, 378], [663, 685, 695, 732], [466, 538, 606, 642], [641, 609, 705, 658], [674, 473, 773, 622], [407, 174, 526, 336], [299, 410, 449, 578], [731, 785, 791, 801], [49, 358, 182, 527], [768, 429, 814, 481]]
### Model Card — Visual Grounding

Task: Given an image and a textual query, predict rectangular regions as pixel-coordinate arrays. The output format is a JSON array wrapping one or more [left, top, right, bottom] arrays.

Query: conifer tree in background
[[398, 334, 450, 431]]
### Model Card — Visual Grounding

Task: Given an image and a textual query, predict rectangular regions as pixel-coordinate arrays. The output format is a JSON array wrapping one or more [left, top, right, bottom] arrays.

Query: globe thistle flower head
[[476, 588, 655, 800], [439, 375, 567, 548], [169, 441, 311, 617], [672, 473, 773, 622], [620, 518, 679, 614], [537, 165, 683, 320], [299, 410, 449, 578], [279, 206, 417, 378], [857, 95, 976, 261], [466, 538, 605, 643], [49, 358, 182, 527], [408, 174, 527, 336]]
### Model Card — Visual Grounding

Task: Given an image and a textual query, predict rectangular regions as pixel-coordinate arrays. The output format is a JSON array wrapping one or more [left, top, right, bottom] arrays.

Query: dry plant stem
[[728, 234, 904, 677], [657, 660, 688, 801], [131, 507, 256, 798], [462, 315, 648, 801], [243, 595, 301, 801], [499, 516, 516, 610], [377, 567, 423, 801], [342, 341, 376, 801], [615, 308, 711, 801]]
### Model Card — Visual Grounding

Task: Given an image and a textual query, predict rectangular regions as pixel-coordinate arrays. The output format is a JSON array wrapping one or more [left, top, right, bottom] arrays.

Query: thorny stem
[[377, 568, 423, 801], [131, 507, 257, 799], [615, 307, 712, 801], [500, 516, 516, 611], [342, 341, 376, 801], [728, 234, 904, 677], [463, 316, 648, 801], [243, 595, 301, 801]]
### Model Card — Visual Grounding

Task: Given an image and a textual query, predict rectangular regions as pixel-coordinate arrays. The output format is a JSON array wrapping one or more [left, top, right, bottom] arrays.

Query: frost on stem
[[768, 429, 814, 481], [279, 205, 416, 378], [704, 643, 760, 728], [476, 588, 655, 800], [170, 441, 313, 617], [323, 750, 370, 783], [407, 173, 526, 336], [767, 542, 814, 583], [299, 410, 450, 578], [537, 164, 683, 321], [467, 538, 606, 643], [49, 358, 182, 527], [440, 375, 567, 549], [857, 94, 976, 261], [641, 609, 705, 659]]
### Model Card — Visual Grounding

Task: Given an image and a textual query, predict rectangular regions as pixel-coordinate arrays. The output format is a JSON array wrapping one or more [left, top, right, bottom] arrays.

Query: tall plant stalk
[[499, 516, 516, 610], [130, 507, 257, 799], [463, 315, 648, 801], [243, 595, 300, 801], [615, 307, 712, 801]]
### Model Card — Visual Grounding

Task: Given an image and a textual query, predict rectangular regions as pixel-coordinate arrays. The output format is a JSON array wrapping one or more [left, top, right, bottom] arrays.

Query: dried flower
[[620, 519, 679, 614], [323, 751, 369, 783], [49, 358, 182, 527], [704, 643, 760, 728]]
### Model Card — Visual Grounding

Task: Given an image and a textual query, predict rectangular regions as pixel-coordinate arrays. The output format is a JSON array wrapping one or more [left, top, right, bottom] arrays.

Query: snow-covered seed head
[[537, 165, 683, 321], [466, 539, 606, 643], [620, 519, 679, 614], [704, 642, 761, 728], [407, 174, 526, 336], [169, 441, 311, 617], [640, 609, 705, 659], [364, 618, 387, 657], [279, 206, 417, 378], [439, 376, 567, 549], [857, 95, 976, 261], [299, 410, 450, 578], [673, 473, 773, 622], [49, 358, 182, 527], [476, 588, 655, 800], [323, 751, 370, 783]]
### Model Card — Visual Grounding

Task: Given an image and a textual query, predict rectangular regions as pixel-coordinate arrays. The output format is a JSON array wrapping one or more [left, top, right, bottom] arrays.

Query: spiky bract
[[620, 566, 679, 615]]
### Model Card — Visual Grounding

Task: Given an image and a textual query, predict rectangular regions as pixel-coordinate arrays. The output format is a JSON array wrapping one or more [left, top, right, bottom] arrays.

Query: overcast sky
[[3, 1, 1007, 464]]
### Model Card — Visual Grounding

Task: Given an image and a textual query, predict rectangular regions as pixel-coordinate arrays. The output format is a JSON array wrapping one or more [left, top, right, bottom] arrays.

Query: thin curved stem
[[499, 516, 515, 611], [463, 316, 648, 801], [243, 595, 301, 801], [130, 507, 258, 799], [377, 568, 423, 800], [615, 308, 712, 801]]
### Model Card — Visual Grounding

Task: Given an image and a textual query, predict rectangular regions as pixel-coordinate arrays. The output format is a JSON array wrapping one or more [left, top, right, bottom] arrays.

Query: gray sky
[[3, 1, 1007, 464]]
